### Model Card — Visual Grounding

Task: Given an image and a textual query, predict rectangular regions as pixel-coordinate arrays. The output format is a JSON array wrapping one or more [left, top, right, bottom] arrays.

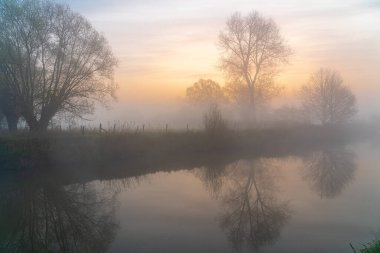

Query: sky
[[57, 0, 380, 122]]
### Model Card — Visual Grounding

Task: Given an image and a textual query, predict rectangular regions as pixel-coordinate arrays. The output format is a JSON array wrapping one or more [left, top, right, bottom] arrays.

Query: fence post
[[99, 123, 102, 133], [165, 124, 168, 133]]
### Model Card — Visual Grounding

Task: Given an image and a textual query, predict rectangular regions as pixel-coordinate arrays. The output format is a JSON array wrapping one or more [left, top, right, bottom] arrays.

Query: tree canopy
[[186, 79, 225, 105], [0, 0, 117, 131], [218, 11, 291, 120], [301, 69, 357, 125]]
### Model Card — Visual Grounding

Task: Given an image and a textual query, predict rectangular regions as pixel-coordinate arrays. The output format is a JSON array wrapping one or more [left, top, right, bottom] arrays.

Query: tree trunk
[[4, 113, 19, 133], [27, 120, 50, 132], [247, 84, 256, 125], [37, 118, 50, 132], [23, 112, 39, 132], [24, 113, 51, 132]]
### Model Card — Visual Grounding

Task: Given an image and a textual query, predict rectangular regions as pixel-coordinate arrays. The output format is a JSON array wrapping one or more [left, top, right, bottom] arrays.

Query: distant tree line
[[0, 0, 117, 132], [0, 1, 358, 133], [187, 11, 357, 127]]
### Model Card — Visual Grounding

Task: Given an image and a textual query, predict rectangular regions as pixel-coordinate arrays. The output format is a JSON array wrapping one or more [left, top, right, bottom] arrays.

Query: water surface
[[1, 141, 380, 252]]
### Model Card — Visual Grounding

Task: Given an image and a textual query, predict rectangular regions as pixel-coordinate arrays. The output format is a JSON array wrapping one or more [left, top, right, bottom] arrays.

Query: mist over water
[[0, 0, 380, 252], [1, 140, 380, 252]]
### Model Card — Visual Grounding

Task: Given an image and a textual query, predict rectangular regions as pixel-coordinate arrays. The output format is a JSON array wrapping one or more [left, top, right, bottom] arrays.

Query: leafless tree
[[0, 181, 117, 253], [217, 159, 291, 252], [186, 79, 227, 133], [218, 11, 291, 121], [186, 79, 225, 106], [301, 69, 357, 125], [0, 0, 117, 131], [302, 148, 356, 199]]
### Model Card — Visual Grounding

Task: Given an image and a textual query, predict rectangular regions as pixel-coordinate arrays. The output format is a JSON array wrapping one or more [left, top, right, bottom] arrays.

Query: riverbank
[[0, 124, 377, 175]]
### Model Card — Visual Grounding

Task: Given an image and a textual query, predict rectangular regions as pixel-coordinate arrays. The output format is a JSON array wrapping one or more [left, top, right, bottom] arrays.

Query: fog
[[85, 96, 380, 132], [1, 1, 380, 252]]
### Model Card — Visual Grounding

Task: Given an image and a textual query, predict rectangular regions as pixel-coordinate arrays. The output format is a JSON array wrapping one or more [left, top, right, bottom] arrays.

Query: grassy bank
[[359, 243, 380, 253], [0, 124, 376, 175], [352, 233, 380, 253]]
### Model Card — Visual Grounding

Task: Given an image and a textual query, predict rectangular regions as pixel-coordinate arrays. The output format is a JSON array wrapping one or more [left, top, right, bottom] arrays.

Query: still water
[[1, 141, 380, 252]]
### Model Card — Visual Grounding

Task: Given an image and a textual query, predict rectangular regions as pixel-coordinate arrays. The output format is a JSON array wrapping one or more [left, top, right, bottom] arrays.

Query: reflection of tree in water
[[0, 178, 118, 253], [194, 165, 227, 198], [302, 148, 356, 199], [197, 159, 291, 252], [101, 175, 146, 194]]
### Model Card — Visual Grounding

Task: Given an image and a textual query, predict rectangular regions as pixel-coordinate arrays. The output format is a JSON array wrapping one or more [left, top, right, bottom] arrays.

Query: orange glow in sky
[[60, 0, 380, 109]]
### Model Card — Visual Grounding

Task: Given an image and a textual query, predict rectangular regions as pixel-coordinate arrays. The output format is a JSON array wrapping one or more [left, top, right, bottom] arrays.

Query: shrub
[[203, 104, 227, 134]]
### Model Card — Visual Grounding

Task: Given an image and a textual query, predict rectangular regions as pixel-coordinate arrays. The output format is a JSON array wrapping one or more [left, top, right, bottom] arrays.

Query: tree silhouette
[[302, 148, 356, 199], [197, 159, 291, 252], [218, 11, 291, 122], [186, 79, 225, 106], [301, 69, 357, 125], [0, 178, 118, 253], [0, 0, 117, 131], [186, 79, 227, 133]]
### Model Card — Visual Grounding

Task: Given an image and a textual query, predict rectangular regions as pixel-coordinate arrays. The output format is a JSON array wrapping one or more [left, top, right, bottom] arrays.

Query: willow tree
[[0, 0, 117, 131], [218, 11, 291, 121]]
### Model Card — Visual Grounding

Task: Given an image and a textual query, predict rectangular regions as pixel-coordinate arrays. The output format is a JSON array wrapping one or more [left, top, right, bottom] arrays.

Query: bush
[[203, 104, 227, 134]]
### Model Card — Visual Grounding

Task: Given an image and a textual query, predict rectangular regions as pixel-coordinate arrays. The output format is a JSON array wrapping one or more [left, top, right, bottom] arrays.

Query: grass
[[0, 122, 377, 189], [359, 243, 380, 253], [351, 233, 380, 253]]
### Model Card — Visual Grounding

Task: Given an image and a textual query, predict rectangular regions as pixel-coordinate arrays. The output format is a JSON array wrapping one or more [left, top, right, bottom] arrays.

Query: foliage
[[353, 231, 380, 253], [359, 242, 380, 253]]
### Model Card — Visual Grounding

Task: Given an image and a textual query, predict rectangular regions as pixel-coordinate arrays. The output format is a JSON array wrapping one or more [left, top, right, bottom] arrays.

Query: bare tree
[[218, 11, 291, 121], [186, 79, 227, 133], [0, 181, 117, 253], [218, 159, 291, 252], [223, 78, 281, 106], [302, 148, 356, 199], [186, 79, 225, 105], [0, 0, 117, 131], [301, 69, 357, 125]]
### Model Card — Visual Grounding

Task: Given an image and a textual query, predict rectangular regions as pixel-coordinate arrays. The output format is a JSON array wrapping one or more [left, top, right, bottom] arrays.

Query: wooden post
[[165, 124, 168, 133], [99, 123, 102, 133], [187, 123, 189, 131], [142, 124, 145, 133], [113, 123, 116, 133]]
